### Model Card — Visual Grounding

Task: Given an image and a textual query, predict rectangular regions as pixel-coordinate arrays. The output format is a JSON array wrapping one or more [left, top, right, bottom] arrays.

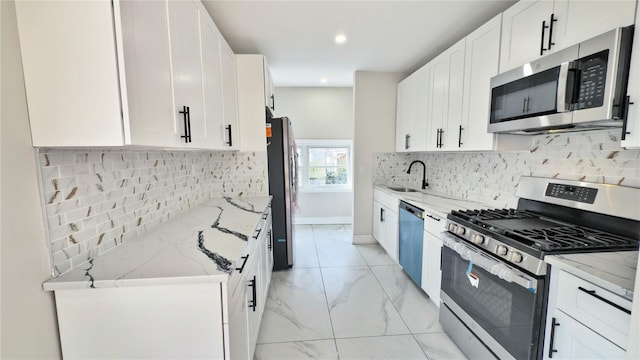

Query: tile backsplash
[[38, 149, 267, 276], [374, 129, 640, 208]]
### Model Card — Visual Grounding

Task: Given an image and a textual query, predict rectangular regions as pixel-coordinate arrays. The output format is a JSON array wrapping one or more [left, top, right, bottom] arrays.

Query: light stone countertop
[[43, 196, 272, 291], [375, 185, 491, 217], [546, 251, 638, 300]]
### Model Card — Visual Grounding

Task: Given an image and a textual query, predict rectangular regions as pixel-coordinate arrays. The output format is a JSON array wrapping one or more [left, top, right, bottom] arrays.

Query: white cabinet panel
[[395, 64, 430, 152], [221, 41, 240, 150], [421, 230, 442, 305], [201, 17, 226, 149], [500, 0, 554, 72], [236, 55, 272, 152], [548, 311, 626, 360], [15, 1, 126, 147], [167, 0, 206, 148], [428, 39, 465, 151], [621, 3, 640, 149], [552, 0, 636, 51], [460, 14, 501, 151]]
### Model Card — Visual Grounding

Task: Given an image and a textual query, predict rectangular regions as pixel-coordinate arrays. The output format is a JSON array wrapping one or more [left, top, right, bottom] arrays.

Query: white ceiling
[[202, 0, 517, 87]]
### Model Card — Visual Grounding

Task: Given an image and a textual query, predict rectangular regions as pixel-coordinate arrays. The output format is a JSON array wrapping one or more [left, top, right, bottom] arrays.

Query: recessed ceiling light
[[320, 77, 328, 83], [334, 34, 347, 44]]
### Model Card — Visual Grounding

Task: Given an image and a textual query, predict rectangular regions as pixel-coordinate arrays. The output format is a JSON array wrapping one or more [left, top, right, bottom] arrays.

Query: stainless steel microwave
[[488, 26, 634, 134]]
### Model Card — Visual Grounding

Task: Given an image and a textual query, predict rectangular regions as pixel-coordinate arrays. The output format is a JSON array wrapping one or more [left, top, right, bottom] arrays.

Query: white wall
[[274, 87, 354, 224], [352, 71, 404, 243], [1, 1, 61, 357]]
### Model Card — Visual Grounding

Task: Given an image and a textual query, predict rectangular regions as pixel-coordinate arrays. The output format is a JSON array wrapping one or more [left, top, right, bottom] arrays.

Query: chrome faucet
[[406, 160, 429, 189]]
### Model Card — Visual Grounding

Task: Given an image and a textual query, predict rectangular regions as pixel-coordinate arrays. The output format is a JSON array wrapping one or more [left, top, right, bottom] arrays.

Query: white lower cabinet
[[421, 211, 446, 306], [544, 267, 631, 359], [548, 311, 626, 360], [372, 189, 400, 262]]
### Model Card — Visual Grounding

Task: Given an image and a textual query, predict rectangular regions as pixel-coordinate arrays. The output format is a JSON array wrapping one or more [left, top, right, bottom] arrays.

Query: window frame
[[296, 139, 353, 193]]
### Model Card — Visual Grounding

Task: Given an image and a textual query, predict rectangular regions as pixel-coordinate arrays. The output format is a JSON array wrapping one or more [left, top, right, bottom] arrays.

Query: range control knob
[[455, 226, 466, 236], [508, 251, 524, 263], [471, 234, 485, 245], [448, 223, 457, 233], [496, 245, 508, 256]]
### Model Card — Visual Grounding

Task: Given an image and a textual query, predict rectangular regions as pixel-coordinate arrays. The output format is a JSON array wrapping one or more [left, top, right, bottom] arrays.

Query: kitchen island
[[44, 196, 272, 360]]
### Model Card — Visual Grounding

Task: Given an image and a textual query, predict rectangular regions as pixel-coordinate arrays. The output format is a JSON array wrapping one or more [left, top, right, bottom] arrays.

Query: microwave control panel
[[573, 50, 609, 110]]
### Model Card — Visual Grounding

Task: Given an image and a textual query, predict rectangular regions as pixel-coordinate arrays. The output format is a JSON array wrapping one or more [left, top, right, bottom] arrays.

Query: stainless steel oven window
[[441, 246, 547, 360]]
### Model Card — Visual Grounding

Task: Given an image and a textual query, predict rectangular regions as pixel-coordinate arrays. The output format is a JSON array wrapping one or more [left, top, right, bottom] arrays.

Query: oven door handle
[[442, 232, 539, 292]]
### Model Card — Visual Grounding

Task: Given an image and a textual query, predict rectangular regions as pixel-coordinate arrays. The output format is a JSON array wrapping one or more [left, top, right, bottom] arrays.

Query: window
[[297, 140, 352, 191]]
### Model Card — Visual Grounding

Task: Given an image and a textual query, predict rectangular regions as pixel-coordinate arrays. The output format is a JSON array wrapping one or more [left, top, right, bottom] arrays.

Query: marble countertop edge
[[43, 273, 231, 291]]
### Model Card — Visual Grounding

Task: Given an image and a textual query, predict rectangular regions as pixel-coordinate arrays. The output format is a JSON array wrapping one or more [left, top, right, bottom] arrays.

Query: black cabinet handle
[[578, 286, 631, 314], [262, 213, 268, 220], [548, 317, 559, 358], [547, 13, 557, 51], [436, 128, 443, 148], [380, 208, 385, 222], [425, 214, 441, 221], [235, 254, 249, 272], [270, 94, 275, 111], [179, 106, 192, 143], [440, 246, 443, 271], [252, 228, 261, 239], [458, 125, 463, 148], [267, 231, 272, 250], [405, 134, 410, 150], [540, 20, 549, 55], [225, 125, 233, 146], [248, 276, 257, 312], [621, 95, 632, 140]]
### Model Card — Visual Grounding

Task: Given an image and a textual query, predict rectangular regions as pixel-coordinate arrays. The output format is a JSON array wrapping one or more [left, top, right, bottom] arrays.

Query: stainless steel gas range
[[439, 176, 640, 360]]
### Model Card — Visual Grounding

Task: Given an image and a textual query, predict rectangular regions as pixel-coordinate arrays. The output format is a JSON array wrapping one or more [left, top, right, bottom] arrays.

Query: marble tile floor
[[255, 224, 467, 360]]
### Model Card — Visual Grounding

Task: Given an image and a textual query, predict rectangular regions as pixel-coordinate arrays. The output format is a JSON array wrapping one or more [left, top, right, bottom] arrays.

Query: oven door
[[440, 233, 547, 360]]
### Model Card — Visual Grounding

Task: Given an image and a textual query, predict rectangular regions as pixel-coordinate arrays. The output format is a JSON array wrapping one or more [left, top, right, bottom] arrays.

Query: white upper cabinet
[[236, 55, 275, 152], [428, 38, 465, 151], [460, 14, 502, 151], [621, 2, 640, 149], [500, 0, 636, 72], [201, 15, 239, 150], [395, 64, 430, 152], [168, 0, 207, 148], [264, 61, 276, 114], [15, 0, 238, 150]]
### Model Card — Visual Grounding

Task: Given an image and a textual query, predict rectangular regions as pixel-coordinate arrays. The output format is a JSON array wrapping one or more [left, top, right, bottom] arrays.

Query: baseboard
[[352, 234, 377, 245], [293, 216, 352, 225]]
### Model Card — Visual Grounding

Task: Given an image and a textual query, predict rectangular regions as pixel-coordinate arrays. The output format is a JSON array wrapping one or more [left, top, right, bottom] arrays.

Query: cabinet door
[[168, 0, 207, 148], [221, 41, 240, 150], [552, 0, 636, 51], [548, 311, 626, 359], [384, 208, 399, 263], [200, 17, 226, 149], [14, 1, 125, 147], [441, 39, 465, 151], [373, 201, 385, 244], [409, 64, 430, 151], [421, 231, 442, 306], [621, 3, 640, 149], [395, 78, 412, 152], [246, 253, 262, 358], [264, 58, 275, 113], [228, 289, 250, 360], [500, 0, 554, 72], [460, 14, 501, 151], [428, 51, 451, 151]]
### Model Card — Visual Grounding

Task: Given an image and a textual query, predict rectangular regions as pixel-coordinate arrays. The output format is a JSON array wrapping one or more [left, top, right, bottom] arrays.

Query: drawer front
[[374, 189, 399, 211], [556, 270, 631, 348], [423, 210, 445, 234]]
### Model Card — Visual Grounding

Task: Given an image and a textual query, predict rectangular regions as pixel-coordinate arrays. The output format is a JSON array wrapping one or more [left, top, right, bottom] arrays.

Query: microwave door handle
[[557, 62, 572, 112]]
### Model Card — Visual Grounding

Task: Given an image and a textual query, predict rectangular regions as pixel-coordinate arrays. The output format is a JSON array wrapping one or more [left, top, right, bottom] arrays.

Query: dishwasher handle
[[400, 201, 423, 219]]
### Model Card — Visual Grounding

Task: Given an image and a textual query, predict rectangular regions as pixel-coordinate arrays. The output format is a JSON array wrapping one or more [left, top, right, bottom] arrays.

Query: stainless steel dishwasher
[[398, 201, 424, 286]]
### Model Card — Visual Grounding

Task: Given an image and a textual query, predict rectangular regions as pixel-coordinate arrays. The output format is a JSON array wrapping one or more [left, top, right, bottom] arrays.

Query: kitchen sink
[[387, 186, 418, 193]]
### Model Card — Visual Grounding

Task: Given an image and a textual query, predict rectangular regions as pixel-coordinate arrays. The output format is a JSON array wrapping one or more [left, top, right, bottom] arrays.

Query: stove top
[[450, 208, 639, 253]]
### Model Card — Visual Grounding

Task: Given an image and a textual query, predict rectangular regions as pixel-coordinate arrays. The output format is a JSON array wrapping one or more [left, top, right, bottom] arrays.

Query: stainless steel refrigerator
[[266, 115, 297, 270]]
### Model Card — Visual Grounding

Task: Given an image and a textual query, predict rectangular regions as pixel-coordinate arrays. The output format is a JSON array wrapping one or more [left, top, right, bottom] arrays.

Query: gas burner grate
[[508, 226, 639, 252], [453, 208, 537, 222]]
